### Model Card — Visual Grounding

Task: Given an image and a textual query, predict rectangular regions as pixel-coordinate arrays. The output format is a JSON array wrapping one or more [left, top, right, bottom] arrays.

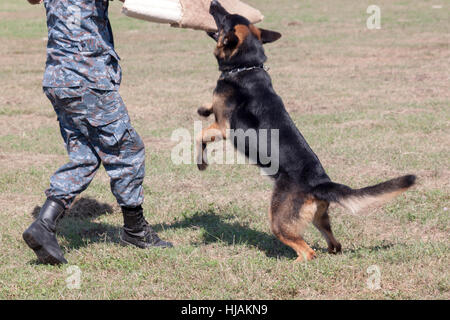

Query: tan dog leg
[[196, 122, 225, 170], [269, 184, 319, 261], [313, 206, 341, 254]]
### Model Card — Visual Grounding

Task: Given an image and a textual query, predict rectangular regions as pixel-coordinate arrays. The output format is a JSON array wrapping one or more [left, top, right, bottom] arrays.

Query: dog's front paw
[[196, 151, 208, 171], [197, 103, 213, 117], [197, 162, 208, 171], [197, 106, 213, 117]]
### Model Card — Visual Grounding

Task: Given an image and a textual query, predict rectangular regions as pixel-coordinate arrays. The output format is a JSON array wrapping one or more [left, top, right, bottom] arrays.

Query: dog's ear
[[207, 31, 219, 42], [259, 28, 282, 44]]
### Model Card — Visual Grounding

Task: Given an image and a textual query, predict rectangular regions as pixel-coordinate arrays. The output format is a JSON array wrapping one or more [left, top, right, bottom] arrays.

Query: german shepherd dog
[[196, 0, 416, 261]]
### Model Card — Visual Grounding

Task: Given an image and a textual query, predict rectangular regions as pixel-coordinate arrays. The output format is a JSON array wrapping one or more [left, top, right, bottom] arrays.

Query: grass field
[[0, 0, 448, 299]]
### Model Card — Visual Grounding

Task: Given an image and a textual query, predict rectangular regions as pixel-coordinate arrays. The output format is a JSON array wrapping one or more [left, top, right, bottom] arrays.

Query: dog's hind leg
[[195, 122, 227, 171], [269, 183, 318, 261], [313, 205, 342, 254]]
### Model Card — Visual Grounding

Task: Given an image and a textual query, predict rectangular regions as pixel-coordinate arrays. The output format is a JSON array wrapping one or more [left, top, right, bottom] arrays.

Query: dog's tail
[[311, 174, 416, 214]]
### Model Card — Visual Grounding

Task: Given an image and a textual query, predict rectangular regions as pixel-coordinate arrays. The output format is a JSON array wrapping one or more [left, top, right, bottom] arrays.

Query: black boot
[[23, 198, 67, 265], [120, 205, 173, 249]]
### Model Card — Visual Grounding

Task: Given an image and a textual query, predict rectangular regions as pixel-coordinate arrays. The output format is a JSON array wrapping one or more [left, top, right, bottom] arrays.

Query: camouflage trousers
[[43, 87, 145, 209]]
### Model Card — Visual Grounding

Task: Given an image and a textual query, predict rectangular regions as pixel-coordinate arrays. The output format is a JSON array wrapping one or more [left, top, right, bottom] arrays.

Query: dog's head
[[207, 0, 281, 71]]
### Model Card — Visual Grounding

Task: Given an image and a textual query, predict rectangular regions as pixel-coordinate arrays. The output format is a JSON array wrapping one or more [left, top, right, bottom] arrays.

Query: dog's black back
[[209, 11, 331, 189], [202, 0, 414, 212]]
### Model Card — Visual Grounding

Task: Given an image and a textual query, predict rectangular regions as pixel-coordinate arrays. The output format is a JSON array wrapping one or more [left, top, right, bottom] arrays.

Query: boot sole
[[120, 236, 146, 249], [120, 235, 173, 249], [23, 231, 67, 265]]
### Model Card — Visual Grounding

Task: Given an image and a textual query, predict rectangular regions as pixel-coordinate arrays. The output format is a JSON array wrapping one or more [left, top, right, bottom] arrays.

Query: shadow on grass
[[344, 243, 397, 254], [27, 199, 398, 263], [29, 199, 295, 259], [154, 209, 297, 259], [156, 211, 401, 259]]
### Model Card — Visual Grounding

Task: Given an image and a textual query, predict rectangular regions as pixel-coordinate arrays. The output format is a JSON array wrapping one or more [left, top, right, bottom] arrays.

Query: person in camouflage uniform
[[23, 0, 172, 265]]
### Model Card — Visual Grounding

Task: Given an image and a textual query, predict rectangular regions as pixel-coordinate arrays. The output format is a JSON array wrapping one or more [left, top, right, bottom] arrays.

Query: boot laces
[[141, 219, 162, 243]]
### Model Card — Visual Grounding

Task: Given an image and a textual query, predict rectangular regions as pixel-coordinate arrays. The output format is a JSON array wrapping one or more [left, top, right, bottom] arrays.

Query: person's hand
[[27, 0, 42, 5]]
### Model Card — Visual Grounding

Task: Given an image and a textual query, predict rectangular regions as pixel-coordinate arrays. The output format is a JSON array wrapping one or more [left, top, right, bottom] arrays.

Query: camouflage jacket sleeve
[[43, 0, 121, 90]]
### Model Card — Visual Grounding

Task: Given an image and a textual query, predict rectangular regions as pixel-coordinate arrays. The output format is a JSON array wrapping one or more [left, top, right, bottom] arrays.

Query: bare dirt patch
[[0, 152, 64, 172], [0, 114, 56, 136]]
